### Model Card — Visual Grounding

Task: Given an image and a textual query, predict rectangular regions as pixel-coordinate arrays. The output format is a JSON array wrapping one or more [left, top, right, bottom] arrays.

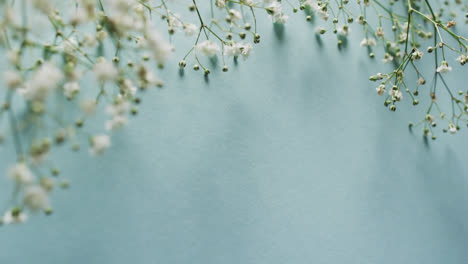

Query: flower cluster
[[362, 0, 468, 139], [0, 0, 170, 225], [0, 0, 467, 225]]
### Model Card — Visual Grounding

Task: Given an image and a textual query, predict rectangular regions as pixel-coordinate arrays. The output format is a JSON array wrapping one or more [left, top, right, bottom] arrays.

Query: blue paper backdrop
[[1, 8, 468, 264]]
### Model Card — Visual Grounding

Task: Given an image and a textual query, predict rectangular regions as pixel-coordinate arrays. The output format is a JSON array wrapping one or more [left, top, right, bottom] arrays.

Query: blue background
[[1, 9, 468, 264]]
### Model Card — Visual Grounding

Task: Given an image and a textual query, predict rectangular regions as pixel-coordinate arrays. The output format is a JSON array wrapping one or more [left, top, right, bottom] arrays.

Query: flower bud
[[179, 60, 186, 68]]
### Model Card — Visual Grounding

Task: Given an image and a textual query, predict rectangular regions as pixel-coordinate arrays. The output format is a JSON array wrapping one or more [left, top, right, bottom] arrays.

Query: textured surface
[[1, 11, 468, 264]]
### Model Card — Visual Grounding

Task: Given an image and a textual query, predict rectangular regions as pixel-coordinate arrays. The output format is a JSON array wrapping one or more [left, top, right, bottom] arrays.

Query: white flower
[[3, 70, 22, 89], [266, 1, 282, 15], [436, 61, 452, 73], [168, 13, 182, 28], [389, 89, 402, 101], [316, 9, 329, 21], [425, 114, 434, 123], [376, 27, 385, 38], [399, 32, 408, 42], [369, 72, 384, 81], [62, 37, 78, 54], [417, 77, 425, 85], [133, 3, 145, 15], [266, 2, 288, 23], [224, 43, 252, 58], [183, 23, 197, 36], [120, 79, 137, 96], [3, 210, 27, 224], [145, 29, 173, 64], [23, 185, 49, 212], [376, 84, 386, 96], [63, 82, 80, 99], [315, 26, 326, 34], [338, 25, 350, 36], [216, 0, 226, 8], [197, 40, 220, 57], [106, 100, 130, 116], [224, 45, 238, 57], [93, 57, 118, 82], [360, 38, 376, 47], [456, 54, 467, 65], [105, 99, 130, 130], [106, 115, 128, 131], [274, 14, 288, 24], [228, 9, 242, 21], [382, 53, 394, 64], [90, 134, 111, 155], [240, 43, 253, 59], [96, 30, 108, 41], [21, 63, 63, 101], [109, 13, 135, 33], [449, 123, 457, 134], [7, 163, 35, 184], [411, 50, 423, 60]]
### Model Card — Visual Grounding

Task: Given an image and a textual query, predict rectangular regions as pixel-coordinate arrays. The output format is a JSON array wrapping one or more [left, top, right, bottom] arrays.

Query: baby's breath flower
[[105, 98, 130, 131], [436, 61, 452, 73], [376, 84, 386, 96], [338, 25, 350, 36], [376, 27, 385, 38], [197, 40, 220, 57], [456, 54, 467, 65], [93, 57, 118, 82], [223, 43, 253, 60], [265, 1, 288, 24], [418, 77, 426, 85], [90, 134, 111, 155], [360, 38, 376, 47], [168, 13, 182, 29], [63, 82, 80, 99], [382, 53, 394, 64], [21, 63, 63, 101], [449, 123, 457, 134], [411, 50, 423, 61], [389, 88, 403, 101], [228, 9, 242, 21], [315, 26, 326, 34], [3, 209, 27, 224], [216, 0, 226, 8], [183, 23, 197, 36], [23, 186, 49, 212], [144, 29, 173, 63], [7, 163, 35, 185]]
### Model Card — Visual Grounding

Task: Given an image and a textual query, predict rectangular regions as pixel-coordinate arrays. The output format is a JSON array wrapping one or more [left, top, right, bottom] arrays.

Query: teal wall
[[1, 10, 468, 264]]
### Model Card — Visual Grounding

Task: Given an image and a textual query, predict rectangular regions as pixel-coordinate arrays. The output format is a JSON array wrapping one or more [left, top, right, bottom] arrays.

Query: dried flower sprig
[[0, 0, 467, 225]]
